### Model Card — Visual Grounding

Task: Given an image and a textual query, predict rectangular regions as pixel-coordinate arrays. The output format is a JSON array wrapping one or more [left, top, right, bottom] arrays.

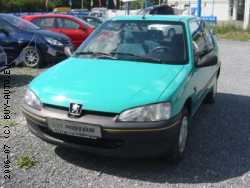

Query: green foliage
[[130, 0, 144, 10], [213, 24, 241, 34], [213, 24, 250, 41], [16, 155, 38, 170], [0, 120, 18, 127], [0, 0, 68, 12], [71, 0, 90, 9]]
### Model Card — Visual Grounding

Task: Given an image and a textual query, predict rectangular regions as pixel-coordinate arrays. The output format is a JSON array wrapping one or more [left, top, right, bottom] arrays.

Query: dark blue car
[[0, 45, 7, 71], [0, 14, 73, 69]]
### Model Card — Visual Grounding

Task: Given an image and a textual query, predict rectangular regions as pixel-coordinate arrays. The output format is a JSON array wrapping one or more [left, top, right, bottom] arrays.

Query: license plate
[[48, 118, 102, 139]]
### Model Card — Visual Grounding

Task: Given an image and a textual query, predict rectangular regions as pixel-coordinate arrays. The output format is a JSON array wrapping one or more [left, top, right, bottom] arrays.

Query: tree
[[0, 0, 67, 12]]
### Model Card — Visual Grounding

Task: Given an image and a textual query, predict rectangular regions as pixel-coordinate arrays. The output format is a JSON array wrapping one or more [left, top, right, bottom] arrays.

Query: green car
[[22, 15, 220, 162]]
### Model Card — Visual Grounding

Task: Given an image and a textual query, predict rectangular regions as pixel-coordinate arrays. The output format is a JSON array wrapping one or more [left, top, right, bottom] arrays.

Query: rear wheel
[[169, 108, 189, 164], [21, 46, 42, 68]]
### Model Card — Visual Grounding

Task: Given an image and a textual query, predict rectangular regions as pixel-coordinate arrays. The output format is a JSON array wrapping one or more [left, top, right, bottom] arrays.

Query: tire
[[21, 46, 43, 68], [205, 78, 218, 104], [169, 108, 189, 164]]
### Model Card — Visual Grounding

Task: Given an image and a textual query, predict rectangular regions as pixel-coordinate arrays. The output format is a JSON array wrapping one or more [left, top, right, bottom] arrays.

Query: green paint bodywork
[[29, 15, 220, 118]]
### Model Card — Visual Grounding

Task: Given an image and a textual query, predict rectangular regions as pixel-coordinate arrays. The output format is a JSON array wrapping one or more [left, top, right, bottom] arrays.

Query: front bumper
[[22, 104, 181, 158]]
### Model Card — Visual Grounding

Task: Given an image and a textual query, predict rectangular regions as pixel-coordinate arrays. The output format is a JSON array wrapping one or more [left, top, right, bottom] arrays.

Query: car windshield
[[2, 15, 40, 31], [75, 20, 188, 64]]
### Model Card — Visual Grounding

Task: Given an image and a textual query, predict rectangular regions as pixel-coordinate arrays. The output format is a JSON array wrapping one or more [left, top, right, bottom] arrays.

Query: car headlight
[[24, 89, 42, 110], [118, 103, 171, 122], [45, 37, 63, 46], [64, 46, 72, 56]]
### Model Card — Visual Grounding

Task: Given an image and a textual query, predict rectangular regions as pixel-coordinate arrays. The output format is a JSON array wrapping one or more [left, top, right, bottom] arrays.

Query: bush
[[0, 0, 67, 12], [213, 24, 241, 34], [213, 24, 250, 41]]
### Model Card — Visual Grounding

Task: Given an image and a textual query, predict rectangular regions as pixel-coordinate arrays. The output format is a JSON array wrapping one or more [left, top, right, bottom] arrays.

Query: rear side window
[[33, 18, 56, 28], [56, 18, 80, 29]]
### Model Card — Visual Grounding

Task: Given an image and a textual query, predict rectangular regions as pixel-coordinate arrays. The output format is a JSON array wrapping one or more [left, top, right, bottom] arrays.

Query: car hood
[[30, 57, 184, 113]]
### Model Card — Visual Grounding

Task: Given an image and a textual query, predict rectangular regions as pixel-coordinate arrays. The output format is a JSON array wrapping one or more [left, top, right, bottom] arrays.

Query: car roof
[[145, 4, 173, 10], [0, 13, 15, 18], [112, 15, 195, 22], [22, 13, 76, 20], [22, 13, 94, 28]]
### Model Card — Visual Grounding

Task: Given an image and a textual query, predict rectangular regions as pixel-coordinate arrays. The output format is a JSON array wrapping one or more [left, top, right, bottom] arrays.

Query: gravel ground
[[0, 40, 250, 188]]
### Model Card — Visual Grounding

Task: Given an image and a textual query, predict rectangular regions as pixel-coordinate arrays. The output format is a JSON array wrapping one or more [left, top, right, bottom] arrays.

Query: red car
[[22, 14, 94, 48]]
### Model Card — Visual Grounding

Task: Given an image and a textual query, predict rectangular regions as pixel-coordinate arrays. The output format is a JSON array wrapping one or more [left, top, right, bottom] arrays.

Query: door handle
[[193, 87, 197, 93]]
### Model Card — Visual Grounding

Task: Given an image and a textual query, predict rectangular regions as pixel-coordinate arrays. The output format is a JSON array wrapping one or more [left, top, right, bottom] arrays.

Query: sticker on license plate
[[48, 118, 102, 139]]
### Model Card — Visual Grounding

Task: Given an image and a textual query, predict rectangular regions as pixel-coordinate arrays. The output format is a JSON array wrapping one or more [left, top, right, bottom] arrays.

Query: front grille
[[43, 103, 117, 117], [39, 126, 124, 149]]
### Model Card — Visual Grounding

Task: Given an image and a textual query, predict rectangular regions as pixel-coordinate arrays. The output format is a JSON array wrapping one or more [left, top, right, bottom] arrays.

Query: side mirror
[[196, 53, 218, 67], [193, 42, 200, 64], [193, 42, 217, 67], [0, 28, 9, 36]]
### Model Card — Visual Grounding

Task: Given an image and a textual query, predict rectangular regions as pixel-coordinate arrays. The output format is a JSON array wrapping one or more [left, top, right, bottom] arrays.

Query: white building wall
[[243, 0, 250, 29], [168, 0, 231, 21]]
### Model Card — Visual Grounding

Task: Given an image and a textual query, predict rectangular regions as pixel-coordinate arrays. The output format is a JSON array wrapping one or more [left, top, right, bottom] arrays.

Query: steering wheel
[[151, 46, 171, 53]]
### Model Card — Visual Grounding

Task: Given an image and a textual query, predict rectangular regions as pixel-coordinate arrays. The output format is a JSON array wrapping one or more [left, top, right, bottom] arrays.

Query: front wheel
[[21, 46, 42, 68], [169, 108, 189, 164]]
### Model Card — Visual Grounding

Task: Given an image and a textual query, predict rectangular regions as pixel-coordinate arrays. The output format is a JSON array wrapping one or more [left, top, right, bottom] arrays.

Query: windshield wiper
[[74, 51, 95, 56], [111, 52, 163, 63], [74, 51, 162, 63], [74, 51, 117, 60]]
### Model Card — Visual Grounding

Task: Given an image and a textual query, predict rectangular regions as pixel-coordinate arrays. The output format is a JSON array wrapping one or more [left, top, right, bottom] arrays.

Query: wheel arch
[[20, 44, 43, 68], [184, 97, 192, 115], [217, 67, 221, 78]]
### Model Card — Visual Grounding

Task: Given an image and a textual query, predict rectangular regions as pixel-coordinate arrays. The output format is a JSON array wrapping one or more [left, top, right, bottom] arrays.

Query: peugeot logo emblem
[[69, 103, 82, 117]]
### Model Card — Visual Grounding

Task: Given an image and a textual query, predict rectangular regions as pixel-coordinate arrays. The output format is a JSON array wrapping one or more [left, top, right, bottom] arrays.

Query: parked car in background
[[138, 4, 175, 15], [71, 9, 89, 13], [22, 15, 220, 162], [89, 8, 109, 20], [81, 16, 103, 28], [70, 9, 89, 15], [53, 7, 71, 13], [23, 14, 94, 48], [0, 14, 73, 68], [69, 9, 90, 19]]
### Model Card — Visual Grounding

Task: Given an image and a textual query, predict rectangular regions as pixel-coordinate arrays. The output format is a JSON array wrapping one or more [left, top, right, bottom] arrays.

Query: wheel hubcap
[[178, 116, 188, 154], [24, 48, 39, 66]]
